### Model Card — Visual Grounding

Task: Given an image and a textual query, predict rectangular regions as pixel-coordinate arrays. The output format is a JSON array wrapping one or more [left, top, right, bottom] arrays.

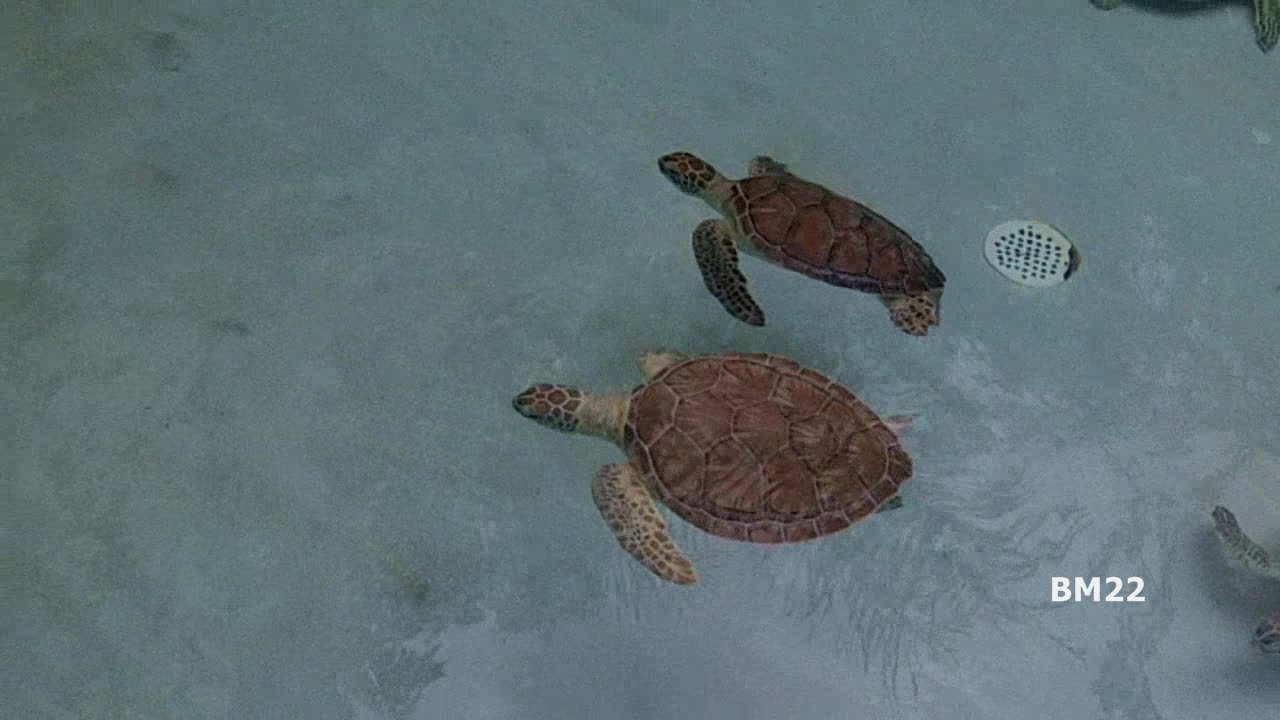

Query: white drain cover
[[984, 220, 1080, 287]]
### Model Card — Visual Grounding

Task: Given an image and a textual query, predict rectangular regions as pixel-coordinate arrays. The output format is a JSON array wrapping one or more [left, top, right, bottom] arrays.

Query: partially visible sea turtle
[[1211, 505, 1280, 653], [1091, 0, 1278, 53], [512, 351, 915, 584], [657, 152, 946, 336]]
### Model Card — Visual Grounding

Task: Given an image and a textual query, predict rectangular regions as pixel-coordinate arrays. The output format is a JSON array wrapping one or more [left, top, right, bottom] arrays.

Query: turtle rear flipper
[[591, 464, 697, 585], [875, 496, 904, 513]]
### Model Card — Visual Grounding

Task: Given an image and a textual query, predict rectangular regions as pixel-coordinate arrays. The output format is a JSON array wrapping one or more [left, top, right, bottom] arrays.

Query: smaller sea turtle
[[512, 351, 915, 584], [1211, 505, 1280, 653], [1091, 0, 1278, 53], [658, 152, 946, 336]]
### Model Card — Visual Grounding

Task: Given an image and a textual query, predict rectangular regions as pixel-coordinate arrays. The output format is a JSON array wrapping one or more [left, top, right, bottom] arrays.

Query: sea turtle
[[1211, 505, 1280, 653], [1090, 0, 1278, 53], [511, 350, 914, 584], [657, 152, 946, 336]]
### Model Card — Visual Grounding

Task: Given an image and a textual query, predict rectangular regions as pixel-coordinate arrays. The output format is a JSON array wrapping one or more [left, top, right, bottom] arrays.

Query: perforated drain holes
[[983, 220, 1080, 288]]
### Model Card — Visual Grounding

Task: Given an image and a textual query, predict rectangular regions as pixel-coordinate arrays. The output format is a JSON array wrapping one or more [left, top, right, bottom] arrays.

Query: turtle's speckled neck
[[701, 177, 734, 214], [576, 391, 629, 446]]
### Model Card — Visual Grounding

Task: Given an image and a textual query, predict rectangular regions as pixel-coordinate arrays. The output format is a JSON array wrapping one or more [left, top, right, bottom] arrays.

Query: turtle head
[[512, 383, 629, 444], [512, 384, 583, 433], [658, 152, 727, 202]]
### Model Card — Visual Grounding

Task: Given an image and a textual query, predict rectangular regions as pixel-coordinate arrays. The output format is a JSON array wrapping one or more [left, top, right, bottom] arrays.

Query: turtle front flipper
[[748, 155, 793, 178], [591, 463, 697, 585], [1255, 0, 1279, 52], [692, 219, 765, 326], [1212, 505, 1274, 574], [636, 351, 688, 380]]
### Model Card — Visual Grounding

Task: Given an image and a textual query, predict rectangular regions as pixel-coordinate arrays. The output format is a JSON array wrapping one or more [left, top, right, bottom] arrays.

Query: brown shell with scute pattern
[[623, 352, 912, 543], [726, 173, 945, 295]]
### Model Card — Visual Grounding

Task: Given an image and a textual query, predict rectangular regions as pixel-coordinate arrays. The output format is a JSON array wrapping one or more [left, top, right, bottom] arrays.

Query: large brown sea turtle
[[1211, 505, 1280, 653], [511, 351, 914, 584], [658, 152, 946, 336]]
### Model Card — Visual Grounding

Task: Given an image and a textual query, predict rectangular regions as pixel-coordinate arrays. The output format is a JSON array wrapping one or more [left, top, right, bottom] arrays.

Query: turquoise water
[[4, 2, 1278, 718]]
